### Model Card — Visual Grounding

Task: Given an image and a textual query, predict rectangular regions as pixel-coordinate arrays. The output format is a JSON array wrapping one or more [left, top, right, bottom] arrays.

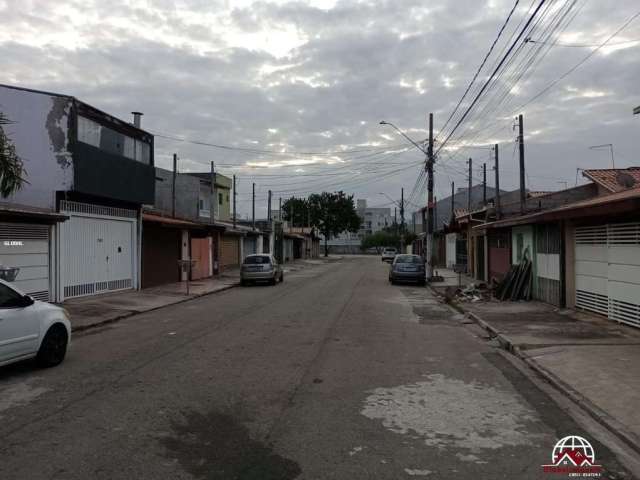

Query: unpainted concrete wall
[[0, 87, 73, 209]]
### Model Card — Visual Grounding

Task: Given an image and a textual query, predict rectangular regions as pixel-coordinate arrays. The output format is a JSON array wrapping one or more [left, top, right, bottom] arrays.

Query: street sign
[[634, 105, 640, 115]]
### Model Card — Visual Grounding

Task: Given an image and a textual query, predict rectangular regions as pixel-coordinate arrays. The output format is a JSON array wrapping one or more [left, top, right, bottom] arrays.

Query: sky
[[1, 0, 639, 218]]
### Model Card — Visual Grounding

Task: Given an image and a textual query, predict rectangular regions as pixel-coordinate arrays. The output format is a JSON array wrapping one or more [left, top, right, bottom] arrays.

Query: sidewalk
[[431, 268, 640, 451], [62, 270, 239, 332]]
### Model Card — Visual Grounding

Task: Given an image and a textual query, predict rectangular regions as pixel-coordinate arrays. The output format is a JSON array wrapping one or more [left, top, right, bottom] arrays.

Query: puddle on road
[[361, 374, 541, 461], [160, 410, 300, 480]]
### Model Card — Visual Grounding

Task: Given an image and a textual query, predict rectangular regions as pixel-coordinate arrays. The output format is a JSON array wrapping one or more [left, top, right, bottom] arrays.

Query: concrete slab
[[523, 344, 640, 446]]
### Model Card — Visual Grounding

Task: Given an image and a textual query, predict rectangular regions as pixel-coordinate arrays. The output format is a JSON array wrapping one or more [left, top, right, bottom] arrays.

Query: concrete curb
[[71, 283, 237, 333], [427, 283, 640, 455]]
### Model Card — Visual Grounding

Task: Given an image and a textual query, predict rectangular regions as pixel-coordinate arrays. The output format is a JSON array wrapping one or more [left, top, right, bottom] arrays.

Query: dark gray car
[[240, 254, 283, 286], [389, 254, 425, 285]]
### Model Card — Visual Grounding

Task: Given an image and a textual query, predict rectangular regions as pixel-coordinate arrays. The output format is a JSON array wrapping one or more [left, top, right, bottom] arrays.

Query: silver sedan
[[389, 254, 426, 285], [240, 254, 284, 286]]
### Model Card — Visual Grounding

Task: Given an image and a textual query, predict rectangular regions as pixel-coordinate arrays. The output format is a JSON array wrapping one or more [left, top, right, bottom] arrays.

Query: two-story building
[[0, 84, 154, 301]]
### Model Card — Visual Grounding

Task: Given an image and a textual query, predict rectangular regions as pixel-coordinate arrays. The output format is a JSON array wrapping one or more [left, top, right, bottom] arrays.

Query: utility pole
[[232, 174, 237, 228], [268, 190, 272, 222], [494, 144, 501, 220], [468, 158, 472, 213], [518, 114, 525, 214], [400, 187, 405, 253], [451, 181, 455, 220], [291, 198, 295, 227], [433, 196, 437, 232], [210, 161, 216, 221], [172, 153, 177, 217], [252, 182, 255, 229], [483, 163, 487, 205], [426, 113, 435, 281], [279, 197, 282, 221]]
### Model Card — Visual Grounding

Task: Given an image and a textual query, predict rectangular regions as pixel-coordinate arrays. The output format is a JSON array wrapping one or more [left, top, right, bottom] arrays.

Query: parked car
[[389, 254, 426, 285], [240, 254, 283, 286], [381, 247, 398, 263], [0, 279, 71, 368]]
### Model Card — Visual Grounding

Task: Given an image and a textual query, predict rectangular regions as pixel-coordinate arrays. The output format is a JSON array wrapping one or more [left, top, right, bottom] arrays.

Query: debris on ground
[[444, 282, 491, 303], [494, 249, 532, 301]]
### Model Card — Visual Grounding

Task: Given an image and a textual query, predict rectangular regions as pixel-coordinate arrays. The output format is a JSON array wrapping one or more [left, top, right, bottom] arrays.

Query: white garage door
[[0, 223, 50, 301], [59, 201, 137, 300], [575, 222, 640, 328]]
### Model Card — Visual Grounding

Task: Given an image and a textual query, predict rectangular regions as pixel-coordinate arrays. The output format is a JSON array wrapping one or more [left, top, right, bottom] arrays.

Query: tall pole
[[291, 197, 295, 227], [233, 174, 237, 228], [210, 161, 216, 221], [451, 181, 455, 220], [433, 196, 437, 232], [483, 163, 487, 205], [426, 113, 435, 281], [279, 197, 282, 221], [172, 153, 177, 217], [494, 144, 501, 220], [468, 158, 472, 213], [268, 190, 272, 222], [252, 182, 255, 229], [400, 187, 405, 253], [518, 114, 525, 214]]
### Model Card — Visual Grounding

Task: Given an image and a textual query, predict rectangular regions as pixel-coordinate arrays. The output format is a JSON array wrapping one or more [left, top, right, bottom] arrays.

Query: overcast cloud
[[1, 0, 639, 217]]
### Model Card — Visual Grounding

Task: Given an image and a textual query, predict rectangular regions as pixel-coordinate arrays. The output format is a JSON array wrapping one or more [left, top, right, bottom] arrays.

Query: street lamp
[[588, 144, 615, 169], [379, 121, 427, 155]]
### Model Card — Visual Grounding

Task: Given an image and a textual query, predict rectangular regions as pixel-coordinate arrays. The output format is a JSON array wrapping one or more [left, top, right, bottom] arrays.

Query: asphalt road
[[0, 256, 634, 479]]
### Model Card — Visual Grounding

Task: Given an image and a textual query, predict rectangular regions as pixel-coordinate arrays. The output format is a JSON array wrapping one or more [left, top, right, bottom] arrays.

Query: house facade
[[0, 84, 154, 301], [475, 168, 640, 328]]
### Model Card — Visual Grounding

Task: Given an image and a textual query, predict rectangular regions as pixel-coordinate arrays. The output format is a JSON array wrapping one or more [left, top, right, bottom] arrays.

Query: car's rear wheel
[[37, 324, 68, 367]]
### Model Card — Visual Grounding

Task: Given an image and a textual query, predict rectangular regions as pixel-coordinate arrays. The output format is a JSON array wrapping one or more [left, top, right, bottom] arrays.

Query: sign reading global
[[542, 435, 603, 476]]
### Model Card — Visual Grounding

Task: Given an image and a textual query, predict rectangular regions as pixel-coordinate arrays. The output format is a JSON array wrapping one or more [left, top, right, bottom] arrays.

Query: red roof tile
[[582, 167, 640, 193]]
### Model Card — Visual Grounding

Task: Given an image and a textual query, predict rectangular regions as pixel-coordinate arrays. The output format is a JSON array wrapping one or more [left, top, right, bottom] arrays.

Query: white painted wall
[[0, 87, 73, 209]]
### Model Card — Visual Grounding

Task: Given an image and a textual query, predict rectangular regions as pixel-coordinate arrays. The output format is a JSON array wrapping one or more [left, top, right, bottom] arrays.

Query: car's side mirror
[[21, 295, 34, 307]]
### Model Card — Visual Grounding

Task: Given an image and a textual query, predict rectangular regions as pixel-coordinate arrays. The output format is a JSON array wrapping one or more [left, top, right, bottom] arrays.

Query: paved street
[[0, 257, 635, 479]]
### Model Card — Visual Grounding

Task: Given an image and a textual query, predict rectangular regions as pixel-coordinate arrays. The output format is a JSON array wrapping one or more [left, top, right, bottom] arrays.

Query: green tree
[[308, 191, 361, 257], [282, 197, 310, 227], [0, 112, 25, 198]]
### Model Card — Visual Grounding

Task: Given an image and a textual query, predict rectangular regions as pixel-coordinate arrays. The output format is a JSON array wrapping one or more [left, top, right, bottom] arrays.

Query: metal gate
[[58, 201, 137, 300], [575, 222, 640, 328], [535, 223, 562, 306]]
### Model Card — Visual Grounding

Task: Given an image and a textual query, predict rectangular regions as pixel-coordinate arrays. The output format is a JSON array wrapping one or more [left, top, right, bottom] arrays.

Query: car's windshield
[[394, 255, 422, 264], [243, 255, 271, 264], [384, 248, 396, 253]]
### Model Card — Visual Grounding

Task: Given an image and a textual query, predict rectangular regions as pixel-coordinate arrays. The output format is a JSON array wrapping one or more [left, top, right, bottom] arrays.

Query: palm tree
[[0, 111, 26, 198]]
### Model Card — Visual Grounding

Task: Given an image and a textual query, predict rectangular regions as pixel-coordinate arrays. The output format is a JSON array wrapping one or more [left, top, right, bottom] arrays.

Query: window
[[219, 193, 223, 205], [77, 115, 151, 165], [0, 283, 24, 308], [243, 255, 271, 264]]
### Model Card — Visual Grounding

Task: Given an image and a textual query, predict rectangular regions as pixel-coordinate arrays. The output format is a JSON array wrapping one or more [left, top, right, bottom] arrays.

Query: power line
[[435, 0, 549, 156], [437, 0, 521, 139], [153, 132, 407, 157]]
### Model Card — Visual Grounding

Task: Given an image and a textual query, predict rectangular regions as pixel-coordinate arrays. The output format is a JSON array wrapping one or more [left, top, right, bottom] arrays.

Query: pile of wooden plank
[[494, 251, 532, 301]]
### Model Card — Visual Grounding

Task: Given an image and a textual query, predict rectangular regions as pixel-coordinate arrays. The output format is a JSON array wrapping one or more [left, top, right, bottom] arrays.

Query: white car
[[381, 247, 398, 263], [0, 279, 71, 368]]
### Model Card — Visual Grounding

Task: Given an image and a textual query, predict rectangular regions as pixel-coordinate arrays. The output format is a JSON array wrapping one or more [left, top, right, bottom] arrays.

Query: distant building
[[326, 199, 392, 253]]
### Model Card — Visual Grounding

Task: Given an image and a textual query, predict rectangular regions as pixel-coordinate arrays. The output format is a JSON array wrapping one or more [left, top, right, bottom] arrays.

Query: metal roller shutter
[[0, 223, 50, 301], [220, 234, 239, 269]]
